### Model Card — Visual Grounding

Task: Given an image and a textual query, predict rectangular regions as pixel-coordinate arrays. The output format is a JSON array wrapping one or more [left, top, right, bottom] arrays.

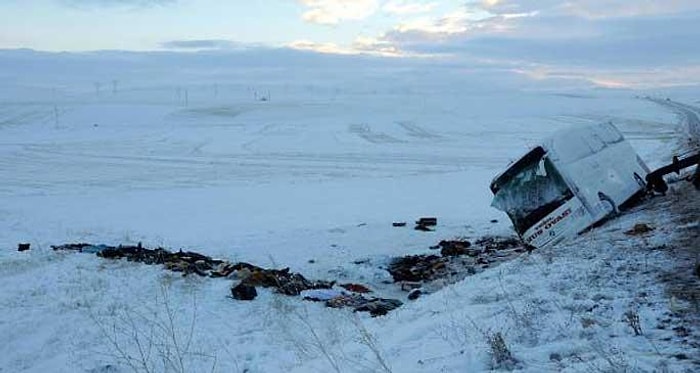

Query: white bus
[[490, 122, 650, 249]]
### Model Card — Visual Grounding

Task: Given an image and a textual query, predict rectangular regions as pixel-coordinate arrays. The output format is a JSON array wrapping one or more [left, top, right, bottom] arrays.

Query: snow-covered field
[[0, 61, 697, 372]]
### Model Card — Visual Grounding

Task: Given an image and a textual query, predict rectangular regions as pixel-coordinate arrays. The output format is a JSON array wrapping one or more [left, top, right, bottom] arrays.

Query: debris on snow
[[414, 224, 434, 232], [301, 288, 345, 301], [48, 232, 540, 320], [436, 239, 473, 257], [625, 223, 655, 235], [388, 235, 526, 291], [474, 235, 521, 252], [56, 234, 526, 313], [414, 217, 437, 231], [52, 242, 405, 316], [338, 283, 372, 293], [325, 293, 368, 309], [416, 217, 437, 226], [17, 243, 30, 252], [407, 288, 422, 300], [238, 266, 334, 296], [353, 298, 403, 317], [388, 254, 447, 282], [231, 282, 257, 300], [53, 243, 227, 276], [302, 289, 403, 316]]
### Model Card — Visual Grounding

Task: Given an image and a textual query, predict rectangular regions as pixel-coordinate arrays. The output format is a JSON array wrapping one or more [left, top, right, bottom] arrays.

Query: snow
[[0, 54, 697, 372]]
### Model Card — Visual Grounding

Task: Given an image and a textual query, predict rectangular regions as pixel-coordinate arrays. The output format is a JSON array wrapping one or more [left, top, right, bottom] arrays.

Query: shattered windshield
[[491, 154, 573, 234]]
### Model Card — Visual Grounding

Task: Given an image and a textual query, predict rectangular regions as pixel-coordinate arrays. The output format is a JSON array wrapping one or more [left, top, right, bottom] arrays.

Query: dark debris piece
[[437, 239, 473, 257], [231, 282, 257, 300], [474, 236, 521, 252], [415, 217, 437, 231], [325, 294, 403, 317], [238, 267, 334, 296], [339, 283, 373, 293], [407, 289, 422, 300], [353, 298, 403, 317], [326, 294, 368, 309], [387, 254, 448, 282], [414, 224, 434, 232], [55, 243, 224, 277], [52, 243, 93, 252], [624, 223, 655, 236], [415, 217, 437, 226]]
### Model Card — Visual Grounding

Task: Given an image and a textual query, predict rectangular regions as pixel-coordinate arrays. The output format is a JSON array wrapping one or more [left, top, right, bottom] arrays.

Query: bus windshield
[[491, 151, 573, 234]]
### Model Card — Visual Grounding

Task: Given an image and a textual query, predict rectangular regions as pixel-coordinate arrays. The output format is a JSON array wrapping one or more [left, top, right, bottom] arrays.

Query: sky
[[1, 0, 700, 88]]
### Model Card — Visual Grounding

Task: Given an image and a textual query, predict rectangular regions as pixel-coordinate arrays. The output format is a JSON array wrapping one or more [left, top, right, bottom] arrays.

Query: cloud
[[389, 11, 700, 67], [343, 1, 700, 87], [393, 9, 474, 35], [289, 37, 405, 57], [299, 0, 379, 25], [60, 0, 177, 8], [385, 6, 535, 41], [351, 36, 399, 54], [43, 0, 700, 88], [289, 40, 356, 55], [557, 0, 700, 19], [480, 0, 700, 19], [382, 1, 437, 15]]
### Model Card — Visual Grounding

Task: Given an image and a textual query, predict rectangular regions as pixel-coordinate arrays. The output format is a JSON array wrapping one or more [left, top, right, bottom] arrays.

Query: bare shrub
[[443, 309, 520, 371], [267, 294, 343, 372], [88, 284, 216, 373], [267, 291, 395, 373], [589, 344, 631, 373], [623, 310, 643, 336], [486, 332, 518, 370], [350, 315, 393, 373], [497, 270, 544, 345]]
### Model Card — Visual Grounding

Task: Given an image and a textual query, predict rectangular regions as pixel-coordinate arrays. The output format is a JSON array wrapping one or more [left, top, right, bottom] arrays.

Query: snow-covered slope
[[0, 61, 697, 372]]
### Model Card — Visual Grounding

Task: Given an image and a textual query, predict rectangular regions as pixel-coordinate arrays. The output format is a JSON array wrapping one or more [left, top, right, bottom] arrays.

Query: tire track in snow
[[396, 121, 441, 140], [0, 141, 508, 195], [348, 123, 404, 144], [0, 105, 56, 128]]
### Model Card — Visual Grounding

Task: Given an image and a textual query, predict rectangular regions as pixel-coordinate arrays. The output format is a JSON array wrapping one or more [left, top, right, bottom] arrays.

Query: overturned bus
[[490, 122, 650, 249]]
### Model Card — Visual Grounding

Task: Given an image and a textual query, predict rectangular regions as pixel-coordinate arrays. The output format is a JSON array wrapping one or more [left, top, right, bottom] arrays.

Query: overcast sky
[[1, 1, 699, 88]]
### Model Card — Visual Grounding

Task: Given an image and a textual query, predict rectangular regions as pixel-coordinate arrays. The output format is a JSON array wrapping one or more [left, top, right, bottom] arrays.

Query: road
[[648, 97, 700, 144]]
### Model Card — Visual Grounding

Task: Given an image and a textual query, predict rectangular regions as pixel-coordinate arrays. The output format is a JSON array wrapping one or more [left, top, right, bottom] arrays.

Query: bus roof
[[543, 121, 624, 164], [490, 122, 625, 193]]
